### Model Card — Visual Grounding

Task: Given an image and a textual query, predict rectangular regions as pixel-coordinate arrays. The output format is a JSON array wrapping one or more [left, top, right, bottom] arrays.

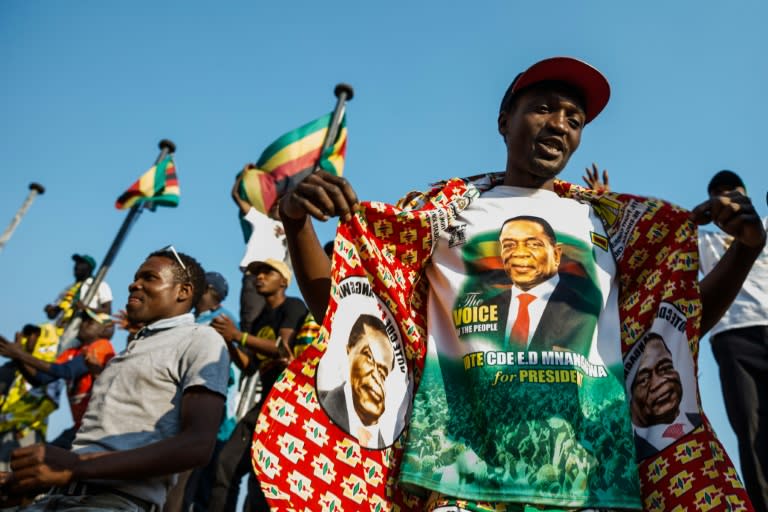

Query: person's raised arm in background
[[278, 172, 359, 322]]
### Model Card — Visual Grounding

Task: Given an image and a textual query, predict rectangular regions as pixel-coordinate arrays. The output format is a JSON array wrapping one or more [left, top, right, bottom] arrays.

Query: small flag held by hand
[[239, 112, 347, 214], [115, 156, 180, 210]]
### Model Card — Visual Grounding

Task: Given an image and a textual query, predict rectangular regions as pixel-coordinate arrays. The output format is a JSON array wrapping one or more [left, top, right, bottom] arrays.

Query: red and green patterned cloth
[[253, 173, 752, 511]]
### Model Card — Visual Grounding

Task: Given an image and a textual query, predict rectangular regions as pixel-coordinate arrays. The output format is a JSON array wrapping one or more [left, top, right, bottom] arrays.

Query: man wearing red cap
[[257, 57, 764, 511]]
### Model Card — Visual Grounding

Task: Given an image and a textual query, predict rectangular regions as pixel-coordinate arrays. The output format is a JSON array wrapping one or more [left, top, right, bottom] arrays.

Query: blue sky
[[1, 0, 765, 477]]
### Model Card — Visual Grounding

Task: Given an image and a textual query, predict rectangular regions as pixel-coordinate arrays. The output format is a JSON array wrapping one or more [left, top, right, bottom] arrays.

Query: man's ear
[[498, 111, 507, 140], [177, 282, 193, 303], [553, 244, 563, 267]]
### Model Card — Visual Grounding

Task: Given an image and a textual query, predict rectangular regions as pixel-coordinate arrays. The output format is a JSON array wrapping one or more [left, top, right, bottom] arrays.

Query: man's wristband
[[240, 332, 249, 347]]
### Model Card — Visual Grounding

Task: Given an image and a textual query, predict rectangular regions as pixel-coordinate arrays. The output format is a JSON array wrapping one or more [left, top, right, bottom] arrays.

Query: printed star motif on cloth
[[252, 173, 754, 510]]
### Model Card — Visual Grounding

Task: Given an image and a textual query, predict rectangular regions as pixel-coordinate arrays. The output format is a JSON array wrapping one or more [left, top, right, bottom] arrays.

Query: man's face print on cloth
[[624, 302, 701, 461], [316, 276, 412, 449]]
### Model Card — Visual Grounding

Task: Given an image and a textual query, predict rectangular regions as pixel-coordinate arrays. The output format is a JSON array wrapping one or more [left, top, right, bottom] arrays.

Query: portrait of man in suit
[[492, 215, 601, 355], [629, 333, 701, 460], [318, 314, 394, 449]]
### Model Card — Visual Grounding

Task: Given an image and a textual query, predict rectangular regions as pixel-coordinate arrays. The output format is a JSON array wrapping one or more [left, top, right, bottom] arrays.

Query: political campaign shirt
[[252, 174, 751, 512], [399, 186, 638, 508]]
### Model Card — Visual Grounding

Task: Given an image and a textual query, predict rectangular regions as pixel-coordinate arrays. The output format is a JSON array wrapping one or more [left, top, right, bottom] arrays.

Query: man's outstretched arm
[[279, 171, 359, 322], [691, 190, 766, 334]]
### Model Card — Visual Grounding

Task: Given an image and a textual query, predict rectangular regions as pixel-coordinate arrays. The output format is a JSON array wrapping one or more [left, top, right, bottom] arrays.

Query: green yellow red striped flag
[[239, 112, 347, 214], [115, 156, 180, 210]]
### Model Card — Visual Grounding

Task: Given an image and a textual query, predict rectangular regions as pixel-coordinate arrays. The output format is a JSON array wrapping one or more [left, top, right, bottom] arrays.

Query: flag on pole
[[115, 156, 180, 209], [239, 112, 347, 214]]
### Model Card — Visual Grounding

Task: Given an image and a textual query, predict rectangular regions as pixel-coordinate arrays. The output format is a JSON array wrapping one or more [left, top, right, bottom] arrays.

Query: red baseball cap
[[500, 57, 610, 124]]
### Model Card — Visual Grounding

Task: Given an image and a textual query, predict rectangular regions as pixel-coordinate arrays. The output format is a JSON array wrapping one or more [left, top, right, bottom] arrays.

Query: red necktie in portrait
[[662, 423, 685, 439], [510, 292, 536, 348]]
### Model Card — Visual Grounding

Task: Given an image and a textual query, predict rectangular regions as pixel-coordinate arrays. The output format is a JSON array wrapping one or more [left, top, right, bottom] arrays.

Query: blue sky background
[[1, 0, 765, 482]]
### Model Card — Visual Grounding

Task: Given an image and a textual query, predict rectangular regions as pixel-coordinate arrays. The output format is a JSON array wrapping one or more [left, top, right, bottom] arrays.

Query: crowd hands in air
[[0, 55, 766, 512]]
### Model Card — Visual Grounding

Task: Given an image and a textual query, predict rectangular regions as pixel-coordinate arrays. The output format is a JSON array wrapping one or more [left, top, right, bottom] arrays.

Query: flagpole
[[313, 83, 354, 173], [58, 139, 176, 351], [0, 183, 45, 254]]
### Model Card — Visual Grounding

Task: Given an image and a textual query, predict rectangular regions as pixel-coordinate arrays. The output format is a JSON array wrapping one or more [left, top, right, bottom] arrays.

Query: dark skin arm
[[0, 332, 43, 379], [0, 336, 53, 377], [581, 167, 766, 335], [83, 350, 108, 377], [279, 171, 359, 321], [0, 387, 223, 492], [691, 190, 766, 334], [211, 315, 295, 371], [232, 166, 255, 216]]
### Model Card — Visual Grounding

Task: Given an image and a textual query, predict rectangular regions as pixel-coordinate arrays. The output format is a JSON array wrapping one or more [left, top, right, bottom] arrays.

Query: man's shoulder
[[395, 174, 496, 211], [56, 347, 81, 363], [83, 277, 112, 291], [185, 322, 224, 342], [161, 322, 224, 352], [282, 296, 309, 313], [88, 338, 116, 356]]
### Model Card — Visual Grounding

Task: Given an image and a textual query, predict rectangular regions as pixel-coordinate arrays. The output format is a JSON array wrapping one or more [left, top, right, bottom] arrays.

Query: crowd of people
[[0, 55, 765, 512]]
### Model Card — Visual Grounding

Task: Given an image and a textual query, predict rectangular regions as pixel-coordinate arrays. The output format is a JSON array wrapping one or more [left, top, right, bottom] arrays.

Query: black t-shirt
[[248, 296, 308, 391]]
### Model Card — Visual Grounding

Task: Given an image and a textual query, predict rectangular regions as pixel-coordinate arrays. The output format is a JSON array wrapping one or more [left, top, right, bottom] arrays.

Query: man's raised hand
[[280, 171, 359, 223], [691, 190, 766, 249], [582, 163, 610, 193]]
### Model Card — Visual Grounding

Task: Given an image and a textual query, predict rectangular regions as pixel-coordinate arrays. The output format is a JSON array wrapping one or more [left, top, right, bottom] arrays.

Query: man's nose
[[128, 281, 139, 292], [512, 244, 529, 256], [648, 372, 665, 391], [545, 111, 568, 134]]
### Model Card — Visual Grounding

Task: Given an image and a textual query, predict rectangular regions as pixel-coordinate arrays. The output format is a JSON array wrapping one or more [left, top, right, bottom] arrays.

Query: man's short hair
[[148, 249, 206, 307], [21, 324, 41, 338], [707, 170, 745, 195], [501, 215, 557, 245], [348, 314, 387, 349]]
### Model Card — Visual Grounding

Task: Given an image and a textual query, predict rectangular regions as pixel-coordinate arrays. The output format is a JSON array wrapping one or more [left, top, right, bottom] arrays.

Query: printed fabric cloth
[[252, 173, 753, 511]]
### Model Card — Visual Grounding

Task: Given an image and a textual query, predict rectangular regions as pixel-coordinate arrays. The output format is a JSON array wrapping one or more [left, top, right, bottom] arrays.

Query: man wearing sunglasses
[[1, 249, 230, 512]]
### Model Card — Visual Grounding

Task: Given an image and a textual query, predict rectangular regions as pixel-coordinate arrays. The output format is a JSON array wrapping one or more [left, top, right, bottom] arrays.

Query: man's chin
[[529, 158, 567, 180], [357, 403, 384, 424], [124, 308, 143, 325]]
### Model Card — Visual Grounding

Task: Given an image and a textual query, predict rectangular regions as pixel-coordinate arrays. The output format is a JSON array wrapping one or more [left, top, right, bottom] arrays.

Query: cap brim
[[511, 57, 610, 124], [247, 260, 272, 272]]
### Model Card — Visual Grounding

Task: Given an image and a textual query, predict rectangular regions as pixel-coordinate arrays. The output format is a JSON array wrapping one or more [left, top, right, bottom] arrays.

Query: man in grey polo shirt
[[0, 249, 230, 512]]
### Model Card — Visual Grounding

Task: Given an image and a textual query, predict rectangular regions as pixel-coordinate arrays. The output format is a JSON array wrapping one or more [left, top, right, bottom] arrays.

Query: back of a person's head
[[707, 170, 744, 195]]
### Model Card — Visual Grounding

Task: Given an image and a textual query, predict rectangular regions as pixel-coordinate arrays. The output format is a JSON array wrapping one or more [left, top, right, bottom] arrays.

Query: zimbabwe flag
[[239, 112, 347, 214], [115, 156, 180, 210]]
